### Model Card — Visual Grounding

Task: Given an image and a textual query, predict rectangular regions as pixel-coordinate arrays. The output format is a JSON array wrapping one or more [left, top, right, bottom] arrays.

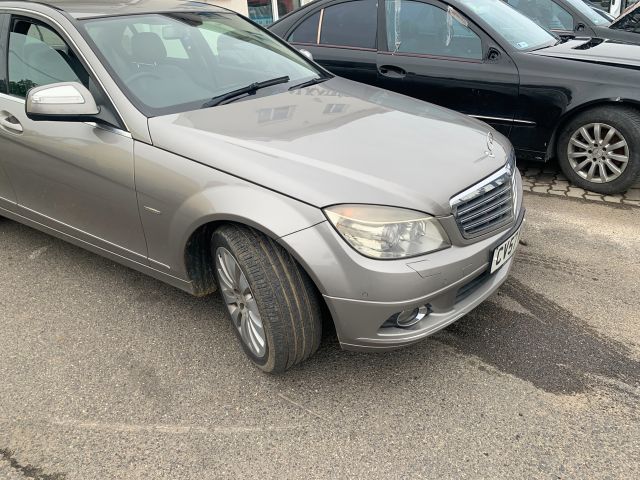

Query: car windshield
[[458, 0, 557, 50], [567, 0, 611, 25], [80, 12, 323, 116]]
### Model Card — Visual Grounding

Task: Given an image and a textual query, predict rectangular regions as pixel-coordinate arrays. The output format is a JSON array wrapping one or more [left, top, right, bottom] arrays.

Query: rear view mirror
[[26, 82, 100, 121]]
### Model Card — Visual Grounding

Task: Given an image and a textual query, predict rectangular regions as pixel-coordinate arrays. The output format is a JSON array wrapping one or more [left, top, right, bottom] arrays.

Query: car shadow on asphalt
[[289, 277, 639, 400]]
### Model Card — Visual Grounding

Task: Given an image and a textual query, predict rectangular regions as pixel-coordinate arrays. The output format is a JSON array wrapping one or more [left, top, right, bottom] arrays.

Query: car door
[[0, 13, 17, 213], [376, 0, 520, 137], [285, 0, 379, 85], [0, 14, 148, 262]]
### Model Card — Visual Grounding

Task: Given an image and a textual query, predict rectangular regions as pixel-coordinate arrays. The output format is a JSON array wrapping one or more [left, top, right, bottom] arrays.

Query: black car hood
[[529, 38, 640, 68]]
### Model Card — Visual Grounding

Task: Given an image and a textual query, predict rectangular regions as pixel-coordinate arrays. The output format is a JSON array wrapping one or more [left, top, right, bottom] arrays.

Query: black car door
[[376, 0, 520, 137], [285, 0, 379, 85]]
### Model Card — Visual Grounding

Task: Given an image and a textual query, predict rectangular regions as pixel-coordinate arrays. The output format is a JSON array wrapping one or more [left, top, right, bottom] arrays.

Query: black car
[[270, 0, 640, 193], [610, 2, 640, 31], [505, 0, 640, 43], [593, 0, 640, 16]]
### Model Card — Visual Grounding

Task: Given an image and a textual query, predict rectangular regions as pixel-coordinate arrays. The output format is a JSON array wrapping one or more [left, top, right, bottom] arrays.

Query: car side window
[[8, 18, 88, 98], [288, 11, 321, 44], [385, 1, 483, 60], [319, 1, 377, 49], [506, 0, 574, 31]]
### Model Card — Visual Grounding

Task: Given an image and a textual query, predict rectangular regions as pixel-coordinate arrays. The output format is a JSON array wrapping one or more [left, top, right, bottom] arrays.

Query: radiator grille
[[451, 163, 517, 239]]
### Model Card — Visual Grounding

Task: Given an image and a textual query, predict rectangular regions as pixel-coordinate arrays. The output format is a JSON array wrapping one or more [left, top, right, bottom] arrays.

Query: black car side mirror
[[487, 47, 501, 61]]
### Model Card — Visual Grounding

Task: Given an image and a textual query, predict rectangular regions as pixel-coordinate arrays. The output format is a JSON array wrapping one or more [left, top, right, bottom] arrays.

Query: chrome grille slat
[[462, 204, 513, 230], [456, 183, 510, 216], [459, 193, 511, 224], [450, 157, 517, 240]]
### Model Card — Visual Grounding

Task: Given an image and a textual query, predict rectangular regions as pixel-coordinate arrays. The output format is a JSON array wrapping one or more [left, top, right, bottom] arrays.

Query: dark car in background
[[593, 0, 639, 17], [270, 0, 640, 193], [610, 1, 640, 31], [506, 0, 640, 43]]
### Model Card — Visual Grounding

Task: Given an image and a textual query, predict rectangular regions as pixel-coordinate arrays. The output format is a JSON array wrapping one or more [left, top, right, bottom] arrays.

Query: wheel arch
[[184, 215, 312, 297], [177, 187, 325, 296], [545, 98, 640, 160]]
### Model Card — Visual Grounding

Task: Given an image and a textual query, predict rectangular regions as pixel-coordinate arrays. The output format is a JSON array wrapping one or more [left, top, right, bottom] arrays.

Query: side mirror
[[26, 82, 100, 122], [299, 49, 313, 61], [487, 47, 501, 61]]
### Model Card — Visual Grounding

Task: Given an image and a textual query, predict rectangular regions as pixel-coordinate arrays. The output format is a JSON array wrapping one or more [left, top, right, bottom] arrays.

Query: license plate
[[490, 227, 522, 273]]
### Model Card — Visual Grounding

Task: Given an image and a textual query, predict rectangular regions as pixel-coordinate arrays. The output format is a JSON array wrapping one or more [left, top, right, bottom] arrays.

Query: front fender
[[545, 96, 640, 159], [134, 142, 324, 280]]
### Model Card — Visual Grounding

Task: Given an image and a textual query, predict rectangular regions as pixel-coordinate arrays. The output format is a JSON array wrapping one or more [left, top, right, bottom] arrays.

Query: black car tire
[[211, 224, 322, 373], [557, 106, 640, 194]]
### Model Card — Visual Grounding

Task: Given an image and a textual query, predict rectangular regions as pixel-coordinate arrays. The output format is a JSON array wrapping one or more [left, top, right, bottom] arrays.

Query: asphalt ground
[[0, 193, 638, 479]]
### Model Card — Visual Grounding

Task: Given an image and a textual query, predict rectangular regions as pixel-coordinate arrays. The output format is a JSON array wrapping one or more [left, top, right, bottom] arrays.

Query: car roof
[[1, 0, 227, 19]]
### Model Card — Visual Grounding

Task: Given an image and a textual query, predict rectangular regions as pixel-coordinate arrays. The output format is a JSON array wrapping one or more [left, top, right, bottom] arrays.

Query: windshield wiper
[[202, 76, 290, 108], [288, 76, 329, 91]]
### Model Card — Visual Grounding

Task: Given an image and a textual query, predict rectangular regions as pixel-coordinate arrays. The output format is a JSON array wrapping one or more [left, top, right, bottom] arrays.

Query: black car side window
[[319, 0, 377, 49], [385, 1, 482, 60], [288, 11, 321, 44], [8, 18, 88, 98], [506, 0, 574, 31]]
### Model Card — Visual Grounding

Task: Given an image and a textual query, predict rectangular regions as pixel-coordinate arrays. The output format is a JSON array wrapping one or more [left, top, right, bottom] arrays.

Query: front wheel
[[557, 106, 640, 194], [211, 224, 322, 373]]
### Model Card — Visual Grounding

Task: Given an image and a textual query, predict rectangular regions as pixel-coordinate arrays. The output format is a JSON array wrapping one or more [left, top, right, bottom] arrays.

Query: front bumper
[[324, 230, 519, 351], [279, 174, 524, 352]]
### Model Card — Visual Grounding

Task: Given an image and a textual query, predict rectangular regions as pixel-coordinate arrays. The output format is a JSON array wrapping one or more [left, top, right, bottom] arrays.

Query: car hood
[[529, 38, 640, 68], [148, 77, 509, 216]]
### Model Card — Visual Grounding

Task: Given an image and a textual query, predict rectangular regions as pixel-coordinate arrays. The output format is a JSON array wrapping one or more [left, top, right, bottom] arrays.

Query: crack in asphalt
[[435, 277, 640, 396], [0, 449, 65, 480]]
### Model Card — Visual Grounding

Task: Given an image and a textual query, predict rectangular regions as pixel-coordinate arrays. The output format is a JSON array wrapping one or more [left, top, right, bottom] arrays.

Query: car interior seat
[[128, 31, 210, 108]]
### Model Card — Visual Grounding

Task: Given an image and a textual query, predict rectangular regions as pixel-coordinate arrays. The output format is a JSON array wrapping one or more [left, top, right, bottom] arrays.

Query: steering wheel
[[125, 71, 162, 84]]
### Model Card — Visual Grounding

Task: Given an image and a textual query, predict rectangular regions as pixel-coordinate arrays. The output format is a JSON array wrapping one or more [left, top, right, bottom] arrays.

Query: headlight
[[324, 205, 450, 259]]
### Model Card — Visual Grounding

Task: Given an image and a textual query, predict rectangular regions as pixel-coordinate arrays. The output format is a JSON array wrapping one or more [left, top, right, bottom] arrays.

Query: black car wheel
[[557, 106, 640, 194], [211, 224, 322, 373]]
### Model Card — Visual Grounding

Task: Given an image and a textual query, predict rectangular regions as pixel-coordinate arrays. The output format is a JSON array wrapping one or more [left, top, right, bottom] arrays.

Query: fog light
[[382, 305, 431, 329]]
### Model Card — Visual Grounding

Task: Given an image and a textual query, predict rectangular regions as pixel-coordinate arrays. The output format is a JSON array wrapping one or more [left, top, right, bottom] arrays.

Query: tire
[[557, 106, 640, 194], [211, 224, 322, 373]]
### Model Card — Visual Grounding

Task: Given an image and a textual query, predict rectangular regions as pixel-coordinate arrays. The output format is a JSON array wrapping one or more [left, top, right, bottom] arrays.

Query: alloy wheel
[[567, 123, 629, 184], [215, 247, 266, 358]]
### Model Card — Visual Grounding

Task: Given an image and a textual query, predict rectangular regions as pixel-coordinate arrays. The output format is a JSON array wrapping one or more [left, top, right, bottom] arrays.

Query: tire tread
[[212, 224, 322, 372]]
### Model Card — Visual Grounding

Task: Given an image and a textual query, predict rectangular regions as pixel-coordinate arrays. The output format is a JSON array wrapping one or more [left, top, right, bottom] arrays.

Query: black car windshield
[[458, 0, 557, 50], [81, 12, 324, 116]]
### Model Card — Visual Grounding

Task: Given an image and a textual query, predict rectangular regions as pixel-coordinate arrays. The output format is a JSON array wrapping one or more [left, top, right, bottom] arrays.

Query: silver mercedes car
[[0, 0, 524, 372]]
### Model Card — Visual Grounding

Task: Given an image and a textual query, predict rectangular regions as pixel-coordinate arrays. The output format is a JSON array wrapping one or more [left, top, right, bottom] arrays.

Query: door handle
[[379, 65, 407, 79], [0, 113, 23, 134]]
